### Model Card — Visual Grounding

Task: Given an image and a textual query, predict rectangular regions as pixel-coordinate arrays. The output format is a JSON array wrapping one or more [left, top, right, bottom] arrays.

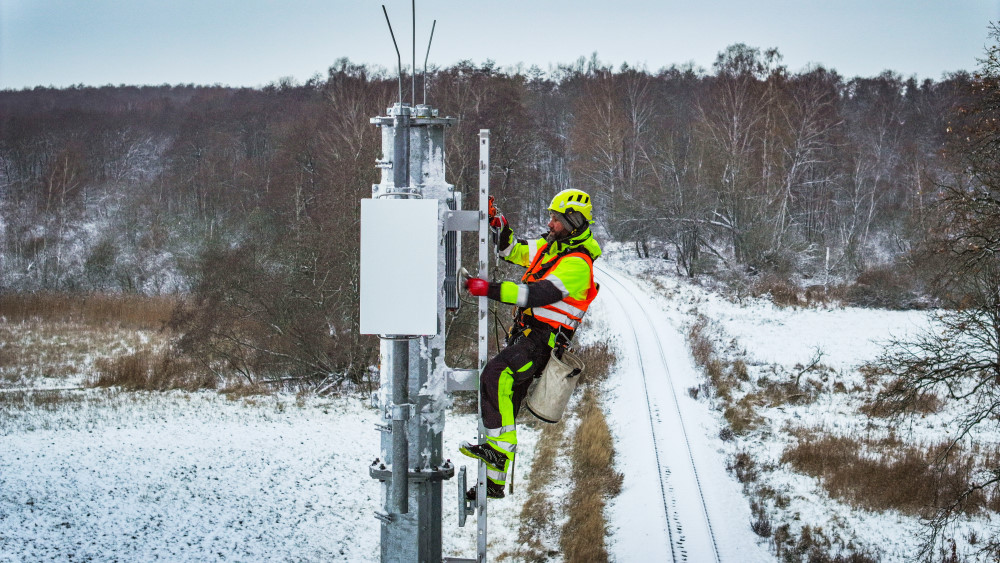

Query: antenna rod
[[382, 5, 403, 106], [423, 20, 436, 105], [412, 0, 416, 106]]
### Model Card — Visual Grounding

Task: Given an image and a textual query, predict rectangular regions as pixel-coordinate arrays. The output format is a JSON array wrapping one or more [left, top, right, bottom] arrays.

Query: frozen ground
[[601, 244, 998, 562], [2, 246, 997, 562], [0, 389, 535, 561], [591, 263, 773, 562]]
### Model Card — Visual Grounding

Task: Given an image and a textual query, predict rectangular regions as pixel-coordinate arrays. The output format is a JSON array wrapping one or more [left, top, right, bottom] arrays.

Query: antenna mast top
[[381, 5, 403, 107], [412, 0, 416, 107], [382, 3, 437, 108], [424, 20, 437, 106]]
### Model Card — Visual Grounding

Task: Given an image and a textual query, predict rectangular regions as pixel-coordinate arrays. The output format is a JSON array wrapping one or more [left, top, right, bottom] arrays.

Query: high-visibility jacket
[[492, 227, 602, 341]]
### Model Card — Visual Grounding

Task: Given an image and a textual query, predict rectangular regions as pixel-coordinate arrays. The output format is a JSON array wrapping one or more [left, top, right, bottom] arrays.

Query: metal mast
[[369, 103, 461, 562], [364, 6, 490, 562]]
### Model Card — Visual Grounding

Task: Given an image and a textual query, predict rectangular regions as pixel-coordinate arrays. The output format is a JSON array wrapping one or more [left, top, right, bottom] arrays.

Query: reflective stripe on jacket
[[520, 245, 598, 332], [499, 227, 602, 338]]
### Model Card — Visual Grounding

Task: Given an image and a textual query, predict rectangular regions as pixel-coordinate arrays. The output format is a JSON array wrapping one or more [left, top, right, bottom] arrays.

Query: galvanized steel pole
[[371, 7, 470, 562], [370, 102, 459, 562], [390, 338, 409, 514]]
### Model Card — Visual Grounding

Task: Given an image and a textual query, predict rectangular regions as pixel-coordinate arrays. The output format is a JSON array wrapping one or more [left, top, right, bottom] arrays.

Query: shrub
[[781, 433, 998, 516], [728, 451, 758, 483], [752, 274, 801, 307], [90, 348, 215, 391], [751, 513, 772, 538], [804, 284, 830, 305], [169, 241, 377, 389], [845, 266, 922, 310]]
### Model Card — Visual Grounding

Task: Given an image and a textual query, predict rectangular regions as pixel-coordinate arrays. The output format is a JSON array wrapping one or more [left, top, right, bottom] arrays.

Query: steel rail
[[596, 263, 722, 563], [597, 267, 678, 563]]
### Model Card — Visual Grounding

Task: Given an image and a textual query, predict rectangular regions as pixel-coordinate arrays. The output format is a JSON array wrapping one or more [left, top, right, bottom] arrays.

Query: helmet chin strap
[[546, 225, 588, 244], [547, 210, 589, 243]]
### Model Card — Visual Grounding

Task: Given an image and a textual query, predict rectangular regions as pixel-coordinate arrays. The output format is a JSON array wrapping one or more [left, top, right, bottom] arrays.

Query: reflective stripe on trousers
[[478, 334, 551, 484]]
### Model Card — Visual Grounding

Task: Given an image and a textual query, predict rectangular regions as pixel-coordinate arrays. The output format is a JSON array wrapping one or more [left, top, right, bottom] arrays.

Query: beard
[[546, 228, 569, 243]]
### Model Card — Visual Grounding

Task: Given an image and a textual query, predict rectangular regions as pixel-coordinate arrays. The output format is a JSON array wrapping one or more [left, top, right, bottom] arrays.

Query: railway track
[[596, 264, 721, 563]]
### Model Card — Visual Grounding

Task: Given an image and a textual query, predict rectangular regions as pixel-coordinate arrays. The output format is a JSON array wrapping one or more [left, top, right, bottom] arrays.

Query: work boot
[[465, 482, 505, 501], [459, 441, 508, 470]]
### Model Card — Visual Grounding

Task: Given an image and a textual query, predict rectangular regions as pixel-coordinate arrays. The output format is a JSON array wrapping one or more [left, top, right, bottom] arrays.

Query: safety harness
[[508, 238, 599, 351]]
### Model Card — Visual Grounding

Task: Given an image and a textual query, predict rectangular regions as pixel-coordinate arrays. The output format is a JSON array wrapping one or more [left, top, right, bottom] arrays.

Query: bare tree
[[570, 65, 655, 241], [869, 24, 1000, 561], [697, 44, 785, 268], [40, 141, 87, 287], [869, 259, 1000, 560], [773, 68, 843, 256]]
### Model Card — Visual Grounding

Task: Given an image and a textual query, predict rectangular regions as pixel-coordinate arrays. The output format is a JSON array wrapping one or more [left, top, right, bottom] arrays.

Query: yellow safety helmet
[[548, 189, 594, 230]]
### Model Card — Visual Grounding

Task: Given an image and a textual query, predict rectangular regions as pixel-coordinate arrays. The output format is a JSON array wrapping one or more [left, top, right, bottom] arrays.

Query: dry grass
[[0, 320, 154, 387], [688, 315, 716, 367], [781, 432, 1000, 516], [575, 342, 614, 387], [0, 294, 214, 394], [859, 377, 944, 417], [688, 315, 737, 401], [560, 387, 624, 563], [772, 523, 880, 563], [724, 396, 765, 435], [731, 358, 749, 381], [688, 315, 756, 410], [507, 420, 566, 562], [504, 340, 621, 562], [0, 292, 177, 330], [89, 348, 215, 391], [0, 388, 102, 412], [220, 381, 270, 399]]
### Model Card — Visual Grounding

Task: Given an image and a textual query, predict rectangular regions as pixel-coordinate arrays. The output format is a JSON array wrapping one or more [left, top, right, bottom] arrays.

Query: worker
[[461, 188, 601, 499]]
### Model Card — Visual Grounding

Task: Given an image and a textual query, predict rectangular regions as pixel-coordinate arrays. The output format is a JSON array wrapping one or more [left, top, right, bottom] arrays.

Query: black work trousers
[[478, 333, 552, 470]]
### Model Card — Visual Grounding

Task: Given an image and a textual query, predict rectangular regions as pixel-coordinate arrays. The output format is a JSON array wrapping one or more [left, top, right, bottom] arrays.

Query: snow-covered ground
[[601, 245, 998, 562], [0, 388, 536, 561], [591, 263, 772, 562], [2, 246, 997, 562]]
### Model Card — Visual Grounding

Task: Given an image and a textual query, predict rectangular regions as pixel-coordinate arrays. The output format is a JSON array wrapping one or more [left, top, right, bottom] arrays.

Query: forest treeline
[[0, 45, 987, 384]]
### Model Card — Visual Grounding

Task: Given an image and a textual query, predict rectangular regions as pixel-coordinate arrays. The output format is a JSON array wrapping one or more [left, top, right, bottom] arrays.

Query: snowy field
[[2, 246, 998, 562], [601, 244, 998, 562], [0, 307, 584, 561], [0, 365, 537, 561]]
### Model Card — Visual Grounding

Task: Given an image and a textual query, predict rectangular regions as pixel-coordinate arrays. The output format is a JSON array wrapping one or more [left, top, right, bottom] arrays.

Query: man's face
[[548, 212, 568, 237]]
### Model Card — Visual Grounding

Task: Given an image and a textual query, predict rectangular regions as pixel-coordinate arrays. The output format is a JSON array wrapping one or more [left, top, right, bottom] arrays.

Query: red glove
[[465, 277, 489, 296], [489, 214, 507, 229]]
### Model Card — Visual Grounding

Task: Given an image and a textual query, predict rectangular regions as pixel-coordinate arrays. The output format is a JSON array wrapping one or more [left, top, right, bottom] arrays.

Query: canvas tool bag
[[525, 348, 585, 423]]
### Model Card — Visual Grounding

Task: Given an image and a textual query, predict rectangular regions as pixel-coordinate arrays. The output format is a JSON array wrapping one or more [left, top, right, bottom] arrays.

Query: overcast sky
[[1, 0, 998, 90]]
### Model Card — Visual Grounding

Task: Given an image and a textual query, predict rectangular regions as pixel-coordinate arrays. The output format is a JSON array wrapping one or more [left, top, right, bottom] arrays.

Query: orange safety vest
[[519, 242, 599, 333]]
